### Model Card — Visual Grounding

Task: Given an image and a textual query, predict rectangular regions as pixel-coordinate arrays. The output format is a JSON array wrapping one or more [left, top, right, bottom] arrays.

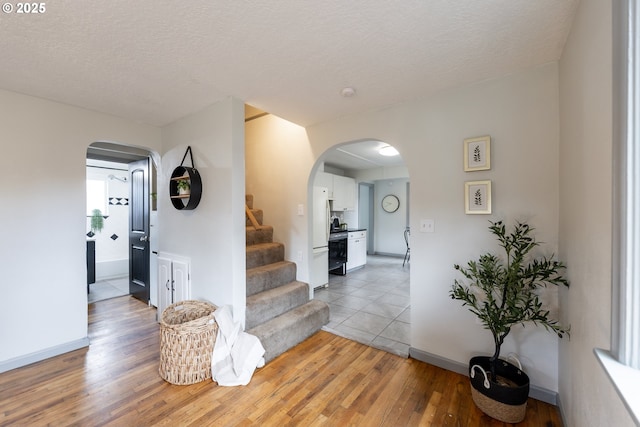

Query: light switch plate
[[420, 219, 434, 233], [297, 204, 304, 216]]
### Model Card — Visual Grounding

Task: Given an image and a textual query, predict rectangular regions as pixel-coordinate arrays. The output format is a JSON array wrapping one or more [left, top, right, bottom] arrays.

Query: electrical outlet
[[297, 250, 303, 261], [420, 219, 434, 233]]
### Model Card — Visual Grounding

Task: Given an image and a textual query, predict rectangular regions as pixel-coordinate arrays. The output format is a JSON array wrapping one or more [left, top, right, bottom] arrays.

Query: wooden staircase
[[245, 195, 329, 363]]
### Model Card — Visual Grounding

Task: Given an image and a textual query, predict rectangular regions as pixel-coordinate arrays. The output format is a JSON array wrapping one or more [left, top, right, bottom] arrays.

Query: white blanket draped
[[211, 305, 265, 386]]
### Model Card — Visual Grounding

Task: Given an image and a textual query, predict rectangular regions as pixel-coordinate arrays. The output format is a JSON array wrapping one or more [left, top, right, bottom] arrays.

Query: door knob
[[139, 235, 149, 242]]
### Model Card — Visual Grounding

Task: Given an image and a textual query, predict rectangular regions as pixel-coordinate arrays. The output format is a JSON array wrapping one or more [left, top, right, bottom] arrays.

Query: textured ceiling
[[0, 1, 578, 127], [322, 140, 406, 171]]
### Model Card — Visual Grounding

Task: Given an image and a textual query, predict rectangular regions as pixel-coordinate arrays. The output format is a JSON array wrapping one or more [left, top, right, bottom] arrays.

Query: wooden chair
[[403, 227, 410, 267]]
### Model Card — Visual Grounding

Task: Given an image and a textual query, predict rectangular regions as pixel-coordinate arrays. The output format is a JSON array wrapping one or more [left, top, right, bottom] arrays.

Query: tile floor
[[314, 255, 410, 357], [88, 276, 129, 303]]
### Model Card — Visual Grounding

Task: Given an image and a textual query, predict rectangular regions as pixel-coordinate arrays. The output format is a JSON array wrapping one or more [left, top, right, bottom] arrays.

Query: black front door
[[128, 158, 150, 303]]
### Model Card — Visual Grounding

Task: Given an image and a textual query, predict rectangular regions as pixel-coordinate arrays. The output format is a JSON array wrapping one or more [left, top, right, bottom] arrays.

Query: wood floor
[[0, 296, 563, 426]]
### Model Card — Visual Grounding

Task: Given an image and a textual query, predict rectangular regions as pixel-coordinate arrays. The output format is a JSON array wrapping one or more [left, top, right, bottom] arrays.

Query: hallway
[[314, 255, 410, 357], [88, 276, 128, 303]]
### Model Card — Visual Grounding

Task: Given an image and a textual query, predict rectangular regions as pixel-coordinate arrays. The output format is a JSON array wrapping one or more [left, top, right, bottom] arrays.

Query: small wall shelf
[[169, 165, 202, 210]]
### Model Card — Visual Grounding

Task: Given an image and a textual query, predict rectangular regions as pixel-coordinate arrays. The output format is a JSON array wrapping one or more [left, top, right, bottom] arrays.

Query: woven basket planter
[[469, 356, 530, 423], [159, 300, 218, 385]]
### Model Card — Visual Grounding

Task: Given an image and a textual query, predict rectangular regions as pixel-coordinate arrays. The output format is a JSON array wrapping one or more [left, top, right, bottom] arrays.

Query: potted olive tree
[[450, 220, 569, 423]]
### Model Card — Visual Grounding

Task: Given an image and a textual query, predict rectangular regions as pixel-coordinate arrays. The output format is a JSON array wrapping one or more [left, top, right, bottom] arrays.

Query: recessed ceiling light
[[341, 87, 356, 97], [379, 145, 399, 156]]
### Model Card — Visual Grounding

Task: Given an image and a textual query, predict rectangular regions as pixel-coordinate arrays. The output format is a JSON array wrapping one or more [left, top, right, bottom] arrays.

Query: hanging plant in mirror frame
[[176, 179, 190, 195]]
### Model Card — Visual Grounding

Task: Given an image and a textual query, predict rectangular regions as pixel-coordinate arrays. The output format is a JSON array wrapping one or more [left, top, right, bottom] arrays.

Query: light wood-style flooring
[[0, 296, 563, 426]]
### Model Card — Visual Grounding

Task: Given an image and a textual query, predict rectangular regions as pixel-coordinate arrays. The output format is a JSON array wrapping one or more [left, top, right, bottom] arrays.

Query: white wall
[[558, 0, 635, 425], [352, 164, 410, 251], [160, 97, 246, 324], [0, 89, 161, 370], [245, 114, 316, 284], [307, 63, 563, 392], [374, 178, 409, 256]]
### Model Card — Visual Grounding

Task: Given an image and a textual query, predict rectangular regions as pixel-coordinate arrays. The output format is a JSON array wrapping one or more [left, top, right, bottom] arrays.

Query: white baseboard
[[96, 259, 128, 281], [372, 252, 404, 258], [0, 337, 90, 374], [408, 347, 559, 406], [556, 391, 569, 427]]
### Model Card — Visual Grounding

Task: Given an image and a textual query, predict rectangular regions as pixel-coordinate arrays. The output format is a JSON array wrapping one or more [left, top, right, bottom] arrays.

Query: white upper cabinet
[[316, 171, 356, 211], [332, 175, 356, 211], [315, 172, 334, 199]]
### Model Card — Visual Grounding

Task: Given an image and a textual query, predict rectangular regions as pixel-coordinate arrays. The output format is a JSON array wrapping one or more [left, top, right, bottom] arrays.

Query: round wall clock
[[382, 194, 400, 213]]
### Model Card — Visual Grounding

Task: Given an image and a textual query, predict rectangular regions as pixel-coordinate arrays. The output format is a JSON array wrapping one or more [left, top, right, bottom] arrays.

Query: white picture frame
[[464, 135, 491, 171], [465, 180, 492, 214]]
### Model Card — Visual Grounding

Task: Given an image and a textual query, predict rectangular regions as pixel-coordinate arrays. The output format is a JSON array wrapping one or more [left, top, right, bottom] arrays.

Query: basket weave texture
[[159, 300, 218, 385], [470, 387, 527, 423]]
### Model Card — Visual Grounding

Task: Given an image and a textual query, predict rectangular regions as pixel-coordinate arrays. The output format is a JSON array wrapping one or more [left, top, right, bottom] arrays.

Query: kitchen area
[[311, 171, 368, 289], [310, 155, 412, 357]]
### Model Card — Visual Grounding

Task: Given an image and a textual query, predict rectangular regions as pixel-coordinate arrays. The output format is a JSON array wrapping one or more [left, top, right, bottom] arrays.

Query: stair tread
[[249, 300, 328, 331], [246, 280, 308, 305], [246, 242, 283, 250], [246, 242, 285, 269], [245, 225, 273, 230], [248, 300, 330, 362], [245, 281, 310, 330], [246, 260, 295, 274], [246, 261, 297, 297], [246, 225, 274, 246]]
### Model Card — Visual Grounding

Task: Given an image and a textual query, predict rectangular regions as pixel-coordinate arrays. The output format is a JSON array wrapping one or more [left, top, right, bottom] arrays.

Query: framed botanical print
[[465, 180, 492, 214], [464, 135, 491, 171]]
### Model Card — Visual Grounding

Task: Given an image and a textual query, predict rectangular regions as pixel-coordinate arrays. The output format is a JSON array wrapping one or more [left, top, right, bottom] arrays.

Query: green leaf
[[450, 220, 570, 363]]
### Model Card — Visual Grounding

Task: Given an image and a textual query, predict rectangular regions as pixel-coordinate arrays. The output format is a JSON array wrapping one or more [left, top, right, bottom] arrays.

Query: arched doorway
[[86, 142, 160, 307], [309, 139, 411, 357]]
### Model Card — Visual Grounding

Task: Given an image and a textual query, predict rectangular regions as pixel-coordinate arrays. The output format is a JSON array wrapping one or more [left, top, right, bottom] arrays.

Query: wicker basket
[[469, 356, 529, 423], [159, 300, 218, 385], [470, 386, 527, 423]]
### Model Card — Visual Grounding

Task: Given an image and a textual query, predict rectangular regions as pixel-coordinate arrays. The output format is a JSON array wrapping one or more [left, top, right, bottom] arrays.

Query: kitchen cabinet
[[157, 254, 191, 316], [332, 175, 356, 211], [315, 172, 334, 199], [315, 171, 356, 211], [347, 230, 367, 271]]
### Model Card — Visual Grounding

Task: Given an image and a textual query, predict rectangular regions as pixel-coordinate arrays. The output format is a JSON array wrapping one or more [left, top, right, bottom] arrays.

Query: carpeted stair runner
[[245, 195, 330, 363]]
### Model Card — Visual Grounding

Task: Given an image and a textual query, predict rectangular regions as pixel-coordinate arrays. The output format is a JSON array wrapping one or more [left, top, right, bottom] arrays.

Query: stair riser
[[246, 244, 284, 269], [246, 226, 273, 245], [248, 301, 330, 363], [246, 209, 263, 226], [247, 262, 297, 296], [246, 282, 310, 330]]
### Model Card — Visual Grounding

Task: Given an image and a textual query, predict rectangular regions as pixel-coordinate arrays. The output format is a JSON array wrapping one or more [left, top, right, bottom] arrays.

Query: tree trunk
[[489, 336, 503, 382]]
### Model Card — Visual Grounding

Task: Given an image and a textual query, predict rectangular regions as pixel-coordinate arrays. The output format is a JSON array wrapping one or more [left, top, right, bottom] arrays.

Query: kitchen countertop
[[330, 228, 367, 234]]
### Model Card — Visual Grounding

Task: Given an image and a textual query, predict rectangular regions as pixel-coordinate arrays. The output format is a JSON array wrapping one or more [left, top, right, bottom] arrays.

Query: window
[[612, 0, 640, 372], [86, 178, 108, 216], [595, 1, 640, 424]]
